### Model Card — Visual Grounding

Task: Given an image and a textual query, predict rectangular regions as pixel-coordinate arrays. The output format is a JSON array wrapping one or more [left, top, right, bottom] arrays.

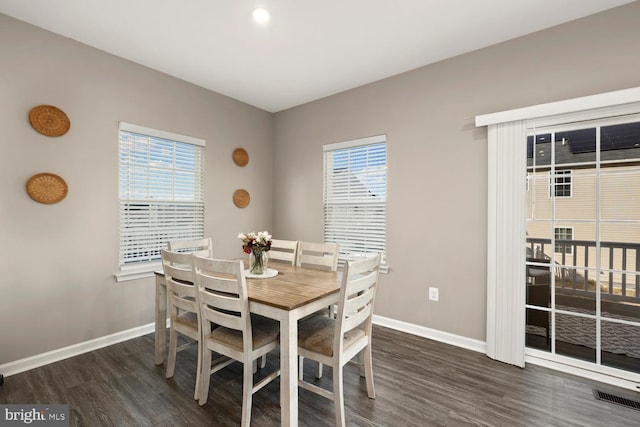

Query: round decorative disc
[[28, 105, 70, 137], [233, 189, 250, 208], [232, 148, 249, 166], [26, 173, 68, 204]]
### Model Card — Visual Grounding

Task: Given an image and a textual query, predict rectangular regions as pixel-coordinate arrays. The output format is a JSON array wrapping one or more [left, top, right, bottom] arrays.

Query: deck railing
[[526, 237, 640, 304]]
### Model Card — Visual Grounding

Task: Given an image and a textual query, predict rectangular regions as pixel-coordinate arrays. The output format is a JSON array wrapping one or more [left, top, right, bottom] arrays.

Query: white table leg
[[280, 311, 298, 427], [155, 274, 167, 365]]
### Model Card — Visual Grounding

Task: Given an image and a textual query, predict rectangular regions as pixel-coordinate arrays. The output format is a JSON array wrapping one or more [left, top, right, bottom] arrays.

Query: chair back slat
[[201, 303, 245, 331], [170, 293, 198, 313], [163, 251, 195, 279], [197, 273, 242, 295], [344, 287, 375, 314], [296, 241, 339, 271], [345, 254, 380, 276], [269, 239, 299, 265], [168, 238, 213, 257], [343, 305, 372, 333], [199, 289, 243, 314], [347, 272, 378, 296]]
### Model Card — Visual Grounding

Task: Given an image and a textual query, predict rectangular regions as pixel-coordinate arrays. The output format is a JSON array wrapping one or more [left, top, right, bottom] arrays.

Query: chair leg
[[333, 363, 345, 427], [363, 344, 375, 399], [298, 356, 304, 380], [194, 340, 202, 400], [198, 348, 212, 406], [241, 361, 253, 427], [166, 328, 178, 379]]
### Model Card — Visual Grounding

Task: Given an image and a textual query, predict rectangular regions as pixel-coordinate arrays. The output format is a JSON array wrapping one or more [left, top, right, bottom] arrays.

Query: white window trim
[[554, 226, 574, 256], [323, 134, 389, 273], [119, 122, 205, 147], [549, 169, 572, 198], [115, 261, 162, 282], [115, 122, 205, 282], [476, 87, 640, 127], [323, 134, 385, 151]]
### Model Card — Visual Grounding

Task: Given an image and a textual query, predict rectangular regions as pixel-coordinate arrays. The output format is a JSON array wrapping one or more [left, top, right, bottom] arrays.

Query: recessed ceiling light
[[253, 8, 270, 24]]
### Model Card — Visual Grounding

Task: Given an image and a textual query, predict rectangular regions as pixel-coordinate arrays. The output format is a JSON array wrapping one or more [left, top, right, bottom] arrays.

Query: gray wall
[[272, 2, 640, 341], [0, 14, 274, 364]]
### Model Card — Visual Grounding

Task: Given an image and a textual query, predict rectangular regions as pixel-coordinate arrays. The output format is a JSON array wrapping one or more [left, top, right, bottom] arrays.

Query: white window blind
[[118, 122, 205, 275], [323, 135, 387, 268]]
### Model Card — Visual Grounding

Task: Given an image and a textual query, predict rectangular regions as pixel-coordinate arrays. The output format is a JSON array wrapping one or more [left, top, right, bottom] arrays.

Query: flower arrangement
[[238, 231, 272, 274], [238, 231, 272, 253]]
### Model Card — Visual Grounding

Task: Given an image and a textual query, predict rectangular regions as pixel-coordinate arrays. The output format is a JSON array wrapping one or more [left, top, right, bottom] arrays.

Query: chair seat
[[298, 315, 365, 357], [207, 314, 279, 351]]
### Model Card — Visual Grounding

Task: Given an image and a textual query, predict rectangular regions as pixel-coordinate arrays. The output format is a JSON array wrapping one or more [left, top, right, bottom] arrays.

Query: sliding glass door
[[525, 114, 640, 377]]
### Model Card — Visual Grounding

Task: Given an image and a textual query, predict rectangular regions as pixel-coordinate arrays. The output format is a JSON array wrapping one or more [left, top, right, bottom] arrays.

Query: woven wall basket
[[233, 189, 250, 208], [29, 105, 70, 137], [26, 173, 68, 204], [232, 148, 249, 166]]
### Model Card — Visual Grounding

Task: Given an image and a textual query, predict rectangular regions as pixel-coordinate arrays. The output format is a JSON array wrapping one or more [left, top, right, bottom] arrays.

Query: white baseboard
[[372, 314, 486, 354], [0, 322, 158, 377]]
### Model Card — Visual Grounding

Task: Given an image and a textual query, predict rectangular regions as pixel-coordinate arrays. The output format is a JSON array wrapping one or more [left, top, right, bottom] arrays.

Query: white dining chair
[[295, 241, 340, 377], [168, 237, 213, 257], [193, 255, 280, 427], [297, 253, 381, 427], [268, 239, 299, 265], [161, 249, 202, 400]]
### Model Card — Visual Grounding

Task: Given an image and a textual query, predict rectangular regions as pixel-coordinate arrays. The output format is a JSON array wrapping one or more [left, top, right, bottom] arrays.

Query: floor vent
[[593, 389, 640, 411]]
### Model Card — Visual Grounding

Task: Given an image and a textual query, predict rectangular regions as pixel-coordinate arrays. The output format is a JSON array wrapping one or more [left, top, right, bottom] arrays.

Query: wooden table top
[[156, 262, 341, 312], [247, 262, 341, 311]]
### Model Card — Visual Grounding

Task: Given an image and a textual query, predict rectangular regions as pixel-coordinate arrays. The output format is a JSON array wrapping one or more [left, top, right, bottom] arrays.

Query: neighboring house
[[526, 121, 640, 300]]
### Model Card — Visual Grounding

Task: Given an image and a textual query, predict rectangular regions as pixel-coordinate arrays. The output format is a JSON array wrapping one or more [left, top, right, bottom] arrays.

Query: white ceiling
[[0, 0, 634, 112]]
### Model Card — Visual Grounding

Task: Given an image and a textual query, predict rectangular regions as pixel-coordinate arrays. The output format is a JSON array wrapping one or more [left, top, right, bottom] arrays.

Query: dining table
[[154, 262, 342, 427]]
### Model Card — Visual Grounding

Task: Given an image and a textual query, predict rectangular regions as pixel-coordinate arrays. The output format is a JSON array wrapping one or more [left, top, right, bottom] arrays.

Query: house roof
[[527, 121, 640, 168]]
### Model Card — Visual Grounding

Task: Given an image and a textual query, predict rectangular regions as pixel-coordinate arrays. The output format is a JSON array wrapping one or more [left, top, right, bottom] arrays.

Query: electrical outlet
[[428, 287, 439, 301]]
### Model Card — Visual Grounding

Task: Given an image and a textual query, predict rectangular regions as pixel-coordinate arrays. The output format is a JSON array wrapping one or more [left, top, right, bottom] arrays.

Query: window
[[478, 86, 640, 381], [323, 135, 387, 270], [554, 226, 573, 255], [550, 169, 572, 197], [117, 122, 205, 280]]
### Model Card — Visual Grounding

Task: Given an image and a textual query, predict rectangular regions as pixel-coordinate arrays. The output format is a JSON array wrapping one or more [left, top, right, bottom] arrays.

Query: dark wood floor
[[1, 325, 639, 426]]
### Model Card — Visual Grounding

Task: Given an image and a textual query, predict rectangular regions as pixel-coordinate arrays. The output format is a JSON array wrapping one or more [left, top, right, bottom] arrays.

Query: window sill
[[115, 261, 162, 282]]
